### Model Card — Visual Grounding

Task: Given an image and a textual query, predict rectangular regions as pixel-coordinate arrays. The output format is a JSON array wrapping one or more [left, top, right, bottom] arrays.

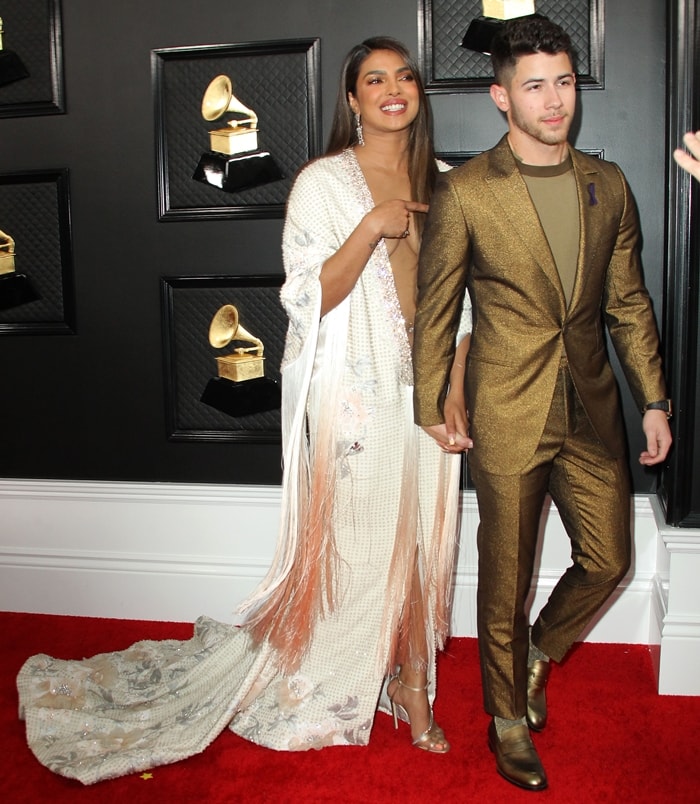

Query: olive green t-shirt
[[518, 155, 579, 307]]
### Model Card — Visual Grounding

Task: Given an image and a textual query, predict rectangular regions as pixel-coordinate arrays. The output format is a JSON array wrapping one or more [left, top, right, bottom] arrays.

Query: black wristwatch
[[643, 399, 672, 418]]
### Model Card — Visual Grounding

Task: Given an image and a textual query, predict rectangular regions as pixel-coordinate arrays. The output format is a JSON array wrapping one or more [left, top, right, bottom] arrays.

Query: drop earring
[[354, 112, 365, 147]]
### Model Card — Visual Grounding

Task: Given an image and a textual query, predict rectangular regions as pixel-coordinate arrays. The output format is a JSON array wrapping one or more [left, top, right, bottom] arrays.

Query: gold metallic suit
[[413, 136, 667, 719]]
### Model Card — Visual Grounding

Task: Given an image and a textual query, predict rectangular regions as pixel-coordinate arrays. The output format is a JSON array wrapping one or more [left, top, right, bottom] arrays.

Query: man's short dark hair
[[491, 15, 576, 85]]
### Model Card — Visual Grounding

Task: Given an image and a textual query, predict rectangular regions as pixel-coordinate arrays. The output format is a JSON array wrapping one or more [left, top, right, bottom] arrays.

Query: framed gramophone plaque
[[152, 38, 321, 221], [0, 168, 75, 334], [419, 0, 604, 93], [0, 0, 65, 117], [161, 275, 287, 442]]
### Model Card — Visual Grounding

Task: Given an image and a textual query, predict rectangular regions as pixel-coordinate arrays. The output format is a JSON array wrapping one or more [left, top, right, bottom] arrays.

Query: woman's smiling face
[[348, 48, 420, 138]]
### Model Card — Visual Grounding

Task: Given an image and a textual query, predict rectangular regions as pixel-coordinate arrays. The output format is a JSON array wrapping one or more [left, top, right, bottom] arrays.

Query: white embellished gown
[[16, 149, 471, 785]]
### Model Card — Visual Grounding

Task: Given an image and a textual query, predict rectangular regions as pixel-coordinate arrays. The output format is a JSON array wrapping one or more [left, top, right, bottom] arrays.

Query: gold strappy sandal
[[387, 674, 450, 754]]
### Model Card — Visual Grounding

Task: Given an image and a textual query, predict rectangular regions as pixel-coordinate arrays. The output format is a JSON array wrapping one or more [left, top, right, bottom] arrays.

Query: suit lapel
[[485, 139, 566, 318], [568, 148, 602, 312]]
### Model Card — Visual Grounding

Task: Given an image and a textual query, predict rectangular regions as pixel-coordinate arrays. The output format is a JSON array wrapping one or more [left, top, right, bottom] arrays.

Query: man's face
[[491, 51, 576, 149]]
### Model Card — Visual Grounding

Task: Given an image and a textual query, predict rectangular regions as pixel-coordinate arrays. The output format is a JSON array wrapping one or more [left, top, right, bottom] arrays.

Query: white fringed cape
[[16, 150, 473, 784], [238, 150, 472, 675]]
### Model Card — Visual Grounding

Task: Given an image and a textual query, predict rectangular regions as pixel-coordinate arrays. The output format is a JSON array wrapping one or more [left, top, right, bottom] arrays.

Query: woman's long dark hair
[[325, 36, 438, 209]]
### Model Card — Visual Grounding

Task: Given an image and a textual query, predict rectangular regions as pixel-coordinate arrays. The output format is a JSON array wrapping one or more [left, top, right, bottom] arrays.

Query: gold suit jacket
[[413, 136, 667, 475]]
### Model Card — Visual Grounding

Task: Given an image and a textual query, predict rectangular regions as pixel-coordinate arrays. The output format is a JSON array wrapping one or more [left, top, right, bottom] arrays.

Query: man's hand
[[639, 409, 673, 466]]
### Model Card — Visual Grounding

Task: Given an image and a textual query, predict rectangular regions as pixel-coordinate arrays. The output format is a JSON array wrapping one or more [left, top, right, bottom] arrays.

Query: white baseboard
[[0, 479, 697, 694], [0, 480, 278, 623], [651, 495, 700, 695], [0, 478, 655, 634]]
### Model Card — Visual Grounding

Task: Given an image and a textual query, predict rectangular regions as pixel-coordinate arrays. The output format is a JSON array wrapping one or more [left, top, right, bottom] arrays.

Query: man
[[413, 16, 672, 792]]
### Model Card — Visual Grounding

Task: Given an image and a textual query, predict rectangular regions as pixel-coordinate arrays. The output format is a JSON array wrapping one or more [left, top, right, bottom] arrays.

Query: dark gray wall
[[0, 0, 669, 490]]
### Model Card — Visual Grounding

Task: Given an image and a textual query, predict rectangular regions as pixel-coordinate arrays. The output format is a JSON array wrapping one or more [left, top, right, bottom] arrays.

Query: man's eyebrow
[[521, 72, 574, 85]]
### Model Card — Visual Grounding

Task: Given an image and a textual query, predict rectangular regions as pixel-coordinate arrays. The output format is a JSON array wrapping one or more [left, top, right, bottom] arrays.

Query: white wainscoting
[[651, 495, 700, 695], [0, 479, 697, 694]]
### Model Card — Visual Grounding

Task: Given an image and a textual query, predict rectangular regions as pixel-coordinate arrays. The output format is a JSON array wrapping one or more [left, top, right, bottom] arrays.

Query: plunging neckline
[[342, 149, 414, 384]]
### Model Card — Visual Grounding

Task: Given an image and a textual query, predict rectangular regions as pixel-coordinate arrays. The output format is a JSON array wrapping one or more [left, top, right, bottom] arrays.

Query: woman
[[16, 37, 471, 784]]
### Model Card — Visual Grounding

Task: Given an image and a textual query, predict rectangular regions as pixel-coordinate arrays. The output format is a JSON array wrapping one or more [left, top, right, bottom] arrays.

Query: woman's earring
[[354, 112, 365, 147]]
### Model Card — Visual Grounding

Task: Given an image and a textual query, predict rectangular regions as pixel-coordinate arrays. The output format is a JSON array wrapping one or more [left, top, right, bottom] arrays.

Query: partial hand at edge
[[673, 130, 700, 183]]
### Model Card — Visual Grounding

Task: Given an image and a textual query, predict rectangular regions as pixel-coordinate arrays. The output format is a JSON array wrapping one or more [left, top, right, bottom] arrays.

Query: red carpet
[[1, 612, 697, 803]]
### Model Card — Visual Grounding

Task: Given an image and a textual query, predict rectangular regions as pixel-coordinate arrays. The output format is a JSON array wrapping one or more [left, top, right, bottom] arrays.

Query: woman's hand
[[365, 199, 429, 245], [318, 199, 428, 316]]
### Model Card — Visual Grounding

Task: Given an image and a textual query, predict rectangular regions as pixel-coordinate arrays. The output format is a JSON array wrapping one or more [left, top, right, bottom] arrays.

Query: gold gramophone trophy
[[0, 17, 30, 87], [0, 228, 39, 311], [200, 303, 281, 417], [192, 75, 283, 193], [462, 1, 536, 54], [482, 0, 535, 16]]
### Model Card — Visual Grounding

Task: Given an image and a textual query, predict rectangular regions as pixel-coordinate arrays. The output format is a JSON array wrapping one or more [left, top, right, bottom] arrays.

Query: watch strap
[[643, 399, 672, 418]]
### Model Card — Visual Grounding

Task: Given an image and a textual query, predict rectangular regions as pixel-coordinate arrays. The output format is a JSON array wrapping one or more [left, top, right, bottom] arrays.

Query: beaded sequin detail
[[341, 150, 414, 386]]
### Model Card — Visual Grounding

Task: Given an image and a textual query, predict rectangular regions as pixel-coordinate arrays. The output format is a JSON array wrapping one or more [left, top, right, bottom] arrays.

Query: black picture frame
[[152, 38, 321, 221], [161, 274, 287, 442], [0, 168, 75, 334], [0, 0, 65, 117], [419, 0, 605, 93]]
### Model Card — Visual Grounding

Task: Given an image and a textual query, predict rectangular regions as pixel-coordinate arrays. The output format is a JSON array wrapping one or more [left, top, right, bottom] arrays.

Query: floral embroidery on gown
[[16, 150, 471, 785]]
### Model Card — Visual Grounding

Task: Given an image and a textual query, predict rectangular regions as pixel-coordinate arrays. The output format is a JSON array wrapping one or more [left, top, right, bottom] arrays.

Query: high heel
[[387, 674, 450, 753]]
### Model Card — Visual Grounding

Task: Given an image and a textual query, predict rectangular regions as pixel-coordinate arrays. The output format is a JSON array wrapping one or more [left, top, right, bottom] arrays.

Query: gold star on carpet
[[140, 772, 153, 780]]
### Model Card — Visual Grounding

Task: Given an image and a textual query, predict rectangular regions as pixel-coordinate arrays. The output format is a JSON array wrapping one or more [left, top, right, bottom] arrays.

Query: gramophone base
[[193, 150, 283, 193], [0, 50, 30, 87], [461, 17, 506, 54], [201, 376, 281, 418], [0, 272, 39, 311]]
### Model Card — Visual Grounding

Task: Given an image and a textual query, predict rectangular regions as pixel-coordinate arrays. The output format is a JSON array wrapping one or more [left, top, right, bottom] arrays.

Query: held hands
[[367, 199, 429, 245], [422, 422, 472, 454], [423, 336, 472, 454], [673, 131, 700, 182], [639, 409, 673, 466], [422, 395, 473, 454]]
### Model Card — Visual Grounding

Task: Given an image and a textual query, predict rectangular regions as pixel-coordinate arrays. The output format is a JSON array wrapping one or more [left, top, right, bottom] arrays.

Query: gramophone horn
[[0, 228, 16, 274], [209, 304, 264, 354], [208, 303, 239, 348], [201, 75, 258, 127]]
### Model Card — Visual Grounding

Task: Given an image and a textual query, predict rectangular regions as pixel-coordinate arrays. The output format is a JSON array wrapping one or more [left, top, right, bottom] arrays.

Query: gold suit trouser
[[470, 365, 631, 720]]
